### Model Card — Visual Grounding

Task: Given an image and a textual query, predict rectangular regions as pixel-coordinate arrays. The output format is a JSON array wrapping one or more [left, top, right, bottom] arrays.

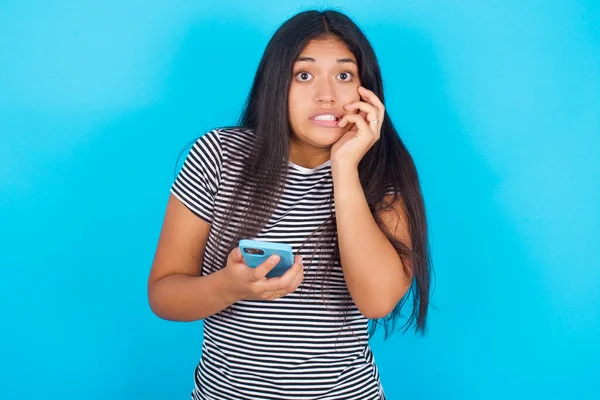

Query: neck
[[289, 138, 330, 169]]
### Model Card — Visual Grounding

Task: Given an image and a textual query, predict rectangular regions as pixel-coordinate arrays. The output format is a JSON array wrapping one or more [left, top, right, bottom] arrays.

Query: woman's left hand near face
[[331, 86, 385, 171]]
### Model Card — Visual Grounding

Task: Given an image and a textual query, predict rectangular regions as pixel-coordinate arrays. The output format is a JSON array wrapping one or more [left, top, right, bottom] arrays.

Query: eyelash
[[294, 70, 354, 82]]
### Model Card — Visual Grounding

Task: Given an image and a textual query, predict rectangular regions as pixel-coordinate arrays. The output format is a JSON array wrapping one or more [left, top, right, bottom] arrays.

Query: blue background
[[1, 1, 599, 399]]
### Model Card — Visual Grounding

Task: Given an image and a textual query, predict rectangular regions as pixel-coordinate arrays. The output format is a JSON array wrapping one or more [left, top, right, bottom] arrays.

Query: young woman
[[148, 9, 432, 400]]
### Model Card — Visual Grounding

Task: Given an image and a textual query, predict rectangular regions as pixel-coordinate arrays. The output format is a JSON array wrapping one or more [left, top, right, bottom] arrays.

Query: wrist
[[332, 164, 361, 189], [331, 160, 359, 178], [214, 268, 239, 305]]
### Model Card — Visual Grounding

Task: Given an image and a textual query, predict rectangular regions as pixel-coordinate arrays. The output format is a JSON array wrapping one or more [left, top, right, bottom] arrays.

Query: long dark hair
[[204, 9, 432, 337]]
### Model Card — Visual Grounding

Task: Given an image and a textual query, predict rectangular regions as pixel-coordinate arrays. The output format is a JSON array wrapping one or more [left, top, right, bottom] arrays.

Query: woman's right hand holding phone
[[223, 247, 304, 301]]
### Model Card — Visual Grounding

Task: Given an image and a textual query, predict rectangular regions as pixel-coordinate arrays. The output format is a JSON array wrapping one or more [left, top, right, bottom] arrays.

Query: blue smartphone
[[239, 239, 294, 279]]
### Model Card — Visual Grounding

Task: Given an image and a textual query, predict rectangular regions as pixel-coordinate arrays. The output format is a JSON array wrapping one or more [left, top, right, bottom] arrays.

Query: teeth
[[314, 115, 337, 121]]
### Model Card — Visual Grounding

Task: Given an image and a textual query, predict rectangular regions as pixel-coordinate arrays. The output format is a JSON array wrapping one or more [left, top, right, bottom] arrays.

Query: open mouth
[[310, 116, 341, 128], [312, 115, 340, 122]]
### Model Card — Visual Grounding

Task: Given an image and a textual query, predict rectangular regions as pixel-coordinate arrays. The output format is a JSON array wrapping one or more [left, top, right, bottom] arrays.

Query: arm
[[147, 194, 237, 321], [332, 85, 413, 319], [147, 194, 306, 321], [332, 167, 413, 319]]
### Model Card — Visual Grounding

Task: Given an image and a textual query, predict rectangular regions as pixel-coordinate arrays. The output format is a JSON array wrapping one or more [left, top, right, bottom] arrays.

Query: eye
[[337, 72, 354, 82], [295, 70, 313, 82]]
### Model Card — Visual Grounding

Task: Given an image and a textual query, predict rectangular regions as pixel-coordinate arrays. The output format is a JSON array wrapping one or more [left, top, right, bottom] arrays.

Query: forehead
[[296, 38, 356, 62]]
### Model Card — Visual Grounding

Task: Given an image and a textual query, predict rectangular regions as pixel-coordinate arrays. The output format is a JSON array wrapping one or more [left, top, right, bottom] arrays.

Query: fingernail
[[271, 255, 280, 264], [299, 255, 303, 264]]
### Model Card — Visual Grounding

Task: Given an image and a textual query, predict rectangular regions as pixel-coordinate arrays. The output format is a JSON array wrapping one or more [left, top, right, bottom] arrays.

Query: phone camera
[[243, 247, 265, 255]]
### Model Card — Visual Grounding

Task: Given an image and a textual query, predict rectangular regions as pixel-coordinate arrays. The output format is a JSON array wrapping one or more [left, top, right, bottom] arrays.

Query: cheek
[[341, 87, 361, 105], [287, 98, 299, 124], [288, 104, 303, 127], [288, 92, 310, 125]]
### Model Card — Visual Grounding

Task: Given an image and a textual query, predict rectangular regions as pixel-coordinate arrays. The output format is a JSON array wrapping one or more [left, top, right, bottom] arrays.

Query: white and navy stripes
[[171, 127, 386, 400]]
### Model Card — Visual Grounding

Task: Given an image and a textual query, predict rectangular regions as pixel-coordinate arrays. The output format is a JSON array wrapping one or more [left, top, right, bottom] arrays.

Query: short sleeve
[[170, 130, 223, 224], [384, 183, 397, 196]]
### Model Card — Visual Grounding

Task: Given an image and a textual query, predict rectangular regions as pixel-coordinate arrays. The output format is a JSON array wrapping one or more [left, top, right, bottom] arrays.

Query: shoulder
[[211, 126, 255, 153], [189, 126, 255, 163]]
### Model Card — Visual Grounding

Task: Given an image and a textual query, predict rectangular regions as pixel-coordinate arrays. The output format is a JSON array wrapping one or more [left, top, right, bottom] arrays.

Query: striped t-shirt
[[171, 127, 386, 400]]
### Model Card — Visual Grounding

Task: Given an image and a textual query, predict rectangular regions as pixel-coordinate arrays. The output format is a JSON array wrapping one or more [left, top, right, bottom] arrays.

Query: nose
[[315, 78, 336, 104]]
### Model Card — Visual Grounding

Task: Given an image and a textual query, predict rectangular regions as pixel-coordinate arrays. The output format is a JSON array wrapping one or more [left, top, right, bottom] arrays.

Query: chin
[[308, 127, 345, 146], [291, 124, 346, 149]]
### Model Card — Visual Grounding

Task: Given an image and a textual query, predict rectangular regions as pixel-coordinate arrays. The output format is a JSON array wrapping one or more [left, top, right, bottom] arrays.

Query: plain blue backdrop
[[1, 1, 599, 399]]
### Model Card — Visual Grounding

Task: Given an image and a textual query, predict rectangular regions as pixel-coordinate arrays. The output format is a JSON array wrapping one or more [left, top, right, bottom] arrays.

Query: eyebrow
[[295, 56, 357, 65]]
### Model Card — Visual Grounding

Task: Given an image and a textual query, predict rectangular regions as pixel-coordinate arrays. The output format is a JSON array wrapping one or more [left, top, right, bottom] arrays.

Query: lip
[[309, 111, 343, 128], [311, 119, 341, 128], [309, 111, 343, 120]]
